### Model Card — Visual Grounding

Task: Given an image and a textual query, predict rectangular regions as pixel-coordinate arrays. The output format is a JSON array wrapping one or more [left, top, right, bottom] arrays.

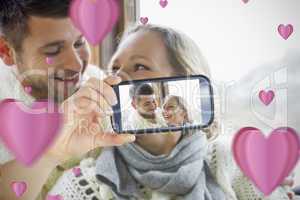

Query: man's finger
[[94, 132, 136, 147], [74, 86, 113, 115], [85, 77, 119, 106], [104, 75, 122, 86]]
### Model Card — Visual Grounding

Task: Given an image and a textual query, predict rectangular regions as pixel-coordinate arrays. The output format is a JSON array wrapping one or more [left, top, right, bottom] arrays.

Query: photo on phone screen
[[111, 75, 214, 134]]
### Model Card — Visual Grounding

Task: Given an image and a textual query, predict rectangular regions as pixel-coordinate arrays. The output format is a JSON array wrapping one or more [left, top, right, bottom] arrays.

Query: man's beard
[[27, 77, 79, 104], [24, 61, 87, 104], [139, 112, 156, 120]]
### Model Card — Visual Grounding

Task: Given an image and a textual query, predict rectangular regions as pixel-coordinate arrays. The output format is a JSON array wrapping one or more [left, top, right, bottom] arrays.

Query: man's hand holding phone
[[48, 76, 136, 162]]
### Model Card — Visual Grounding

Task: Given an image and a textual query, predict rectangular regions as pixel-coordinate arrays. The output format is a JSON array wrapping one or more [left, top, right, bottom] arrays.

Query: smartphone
[[111, 75, 214, 134]]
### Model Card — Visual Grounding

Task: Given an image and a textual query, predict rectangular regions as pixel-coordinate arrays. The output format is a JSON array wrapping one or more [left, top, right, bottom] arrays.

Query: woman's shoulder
[[206, 135, 240, 200], [207, 135, 236, 170], [35, 148, 114, 200]]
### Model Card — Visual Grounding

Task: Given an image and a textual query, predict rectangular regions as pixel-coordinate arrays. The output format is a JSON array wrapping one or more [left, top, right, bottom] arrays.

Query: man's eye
[[44, 46, 61, 56], [134, 64, 150, 72], [45, 50, 60, 56]]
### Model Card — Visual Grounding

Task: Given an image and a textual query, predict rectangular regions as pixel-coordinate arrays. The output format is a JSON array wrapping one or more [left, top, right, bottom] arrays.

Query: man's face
[[133, 95, 157, 118], [15, 16, 90, 102]]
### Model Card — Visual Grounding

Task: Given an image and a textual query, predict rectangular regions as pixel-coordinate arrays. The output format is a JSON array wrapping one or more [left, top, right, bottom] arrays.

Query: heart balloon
[[72, 167, 82, 177], [278, 24, 294, 40], [11, 181, 27, 197], [0, 99, 63, 166], [69, 0, 82, 30], [233, 127, 300, 196], [24, 86, 32, 95], [69, 0, 120, 45], [259, 90, 275, 106], [159, 0, 168, 8], [140, 17, 149, 25]]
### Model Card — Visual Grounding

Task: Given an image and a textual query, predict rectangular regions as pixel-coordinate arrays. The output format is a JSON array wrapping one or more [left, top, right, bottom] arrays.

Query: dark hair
[[129, 83, 154, 99], [0, 0, 71, 51]]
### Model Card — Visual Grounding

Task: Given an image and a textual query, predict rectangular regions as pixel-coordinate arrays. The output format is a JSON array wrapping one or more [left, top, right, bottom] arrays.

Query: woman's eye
[[134, 64, 150, 72], [111, 66, 120, 73], [74, 39, 86, 49]]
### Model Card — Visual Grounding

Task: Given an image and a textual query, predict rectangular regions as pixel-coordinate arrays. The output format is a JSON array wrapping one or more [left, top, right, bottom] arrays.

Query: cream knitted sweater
[[47, 136, 291, 200]]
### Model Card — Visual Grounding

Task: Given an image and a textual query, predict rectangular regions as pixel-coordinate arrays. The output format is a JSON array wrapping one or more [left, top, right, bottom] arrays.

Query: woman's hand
[[282, 178, 295, 200], [47, 76, 135, 162]]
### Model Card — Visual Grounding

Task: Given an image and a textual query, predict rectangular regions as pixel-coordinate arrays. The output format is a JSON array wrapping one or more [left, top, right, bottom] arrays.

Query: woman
[[38, 24, 292, 200], [162, 95, 193, 127]]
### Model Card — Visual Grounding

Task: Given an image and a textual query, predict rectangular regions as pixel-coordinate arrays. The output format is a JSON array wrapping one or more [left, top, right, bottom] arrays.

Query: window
[[139, 0, 299, 81], [94, 0, 139, 69]]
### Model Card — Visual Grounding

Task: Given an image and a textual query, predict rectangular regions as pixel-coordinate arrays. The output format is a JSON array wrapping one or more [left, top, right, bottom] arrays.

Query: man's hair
[[0, 0, 71, 51], [129, 83, 154, 99]]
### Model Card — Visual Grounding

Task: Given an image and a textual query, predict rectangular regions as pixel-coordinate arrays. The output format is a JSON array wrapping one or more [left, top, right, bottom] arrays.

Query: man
[[0, 1, 135, 199], [124, 83, 167, 131]]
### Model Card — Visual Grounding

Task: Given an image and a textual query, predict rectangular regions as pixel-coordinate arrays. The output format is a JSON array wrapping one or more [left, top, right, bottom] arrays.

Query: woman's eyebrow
[[130, 55, 150, 61]]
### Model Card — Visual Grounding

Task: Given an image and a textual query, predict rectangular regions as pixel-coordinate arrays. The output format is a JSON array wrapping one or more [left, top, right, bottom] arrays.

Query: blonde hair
[[118, 24, 219, 140], [163, 95, 193, 124]]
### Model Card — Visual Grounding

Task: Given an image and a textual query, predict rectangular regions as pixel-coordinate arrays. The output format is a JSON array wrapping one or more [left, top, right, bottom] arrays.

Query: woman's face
[[108, 31, 175, 81], [163, 98, 186, 126]]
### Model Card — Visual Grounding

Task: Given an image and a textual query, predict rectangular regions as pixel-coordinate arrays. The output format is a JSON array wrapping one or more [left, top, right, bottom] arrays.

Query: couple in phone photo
[[123, 83, 194, 131]]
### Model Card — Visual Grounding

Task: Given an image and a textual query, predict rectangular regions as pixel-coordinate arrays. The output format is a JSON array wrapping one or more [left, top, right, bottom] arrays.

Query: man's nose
[[150, 103, 156, 109], [64, 50, 83, 72]]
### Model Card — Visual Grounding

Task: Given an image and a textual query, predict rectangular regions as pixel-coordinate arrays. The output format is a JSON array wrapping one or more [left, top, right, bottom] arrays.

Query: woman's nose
[[116, 68, 131, 81]]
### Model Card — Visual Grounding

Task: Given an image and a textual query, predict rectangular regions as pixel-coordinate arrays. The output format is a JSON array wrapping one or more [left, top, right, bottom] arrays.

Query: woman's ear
[[0, 37, 15, 66]]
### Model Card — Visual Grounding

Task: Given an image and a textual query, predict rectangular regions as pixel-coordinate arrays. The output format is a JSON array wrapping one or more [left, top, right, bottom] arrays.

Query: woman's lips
[[163, 114, 171, 119]]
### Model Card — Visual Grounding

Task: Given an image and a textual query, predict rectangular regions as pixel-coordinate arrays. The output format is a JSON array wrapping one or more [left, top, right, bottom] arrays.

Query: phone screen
[[111, 75, 214, 134]]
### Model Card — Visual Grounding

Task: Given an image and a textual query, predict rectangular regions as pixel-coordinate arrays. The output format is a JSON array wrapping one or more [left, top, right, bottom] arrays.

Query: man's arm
[[0, 155, 60, 200]]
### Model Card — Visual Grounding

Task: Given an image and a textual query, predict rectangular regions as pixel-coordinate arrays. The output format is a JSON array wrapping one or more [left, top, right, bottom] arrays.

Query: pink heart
[[140, 17, 149, 25], [46, 194, 63, 200], [46, 57, 54, 65], [0, 100, 63, 165], [159, 0, 168, 8], [70, 0, 120, 46], [24, 86, 32, 94], [278, 24, 294, 40], [72, 167, 82, 177], [11, 181, 27, 197], [69, 0, 82, 30], [259, 90, 275, 106], [233, 127, 300, 195], [232, 127, 253, 178]]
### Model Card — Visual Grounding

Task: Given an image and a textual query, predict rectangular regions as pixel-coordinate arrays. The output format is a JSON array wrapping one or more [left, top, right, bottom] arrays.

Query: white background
[[140, 0, 300, 82]]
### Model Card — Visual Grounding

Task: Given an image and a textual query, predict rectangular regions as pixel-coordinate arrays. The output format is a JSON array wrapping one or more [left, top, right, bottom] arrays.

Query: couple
[[125, 83, 193, 131], [0, 1, 294, 200]]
